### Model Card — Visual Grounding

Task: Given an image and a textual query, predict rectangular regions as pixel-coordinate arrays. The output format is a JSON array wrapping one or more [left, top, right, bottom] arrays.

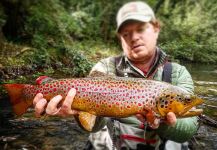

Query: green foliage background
[[0, 0, 217, 78]]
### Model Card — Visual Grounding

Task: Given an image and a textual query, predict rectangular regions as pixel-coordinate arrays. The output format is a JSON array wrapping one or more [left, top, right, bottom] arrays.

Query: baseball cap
[[116, 1, 155, 32]]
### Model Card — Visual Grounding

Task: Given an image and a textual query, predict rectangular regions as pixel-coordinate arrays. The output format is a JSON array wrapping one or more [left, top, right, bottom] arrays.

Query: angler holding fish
[[4, 1, 204, 150]]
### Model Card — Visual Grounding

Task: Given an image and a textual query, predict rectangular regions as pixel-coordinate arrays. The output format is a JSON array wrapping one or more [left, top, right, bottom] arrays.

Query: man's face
[[118, 21, 160, 63]]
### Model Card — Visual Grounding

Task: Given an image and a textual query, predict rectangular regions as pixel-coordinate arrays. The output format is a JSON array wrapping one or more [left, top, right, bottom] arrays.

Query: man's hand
[[136, 111, 177, 128], [33, 88, 79, 117], [165, 112, 177, 126]]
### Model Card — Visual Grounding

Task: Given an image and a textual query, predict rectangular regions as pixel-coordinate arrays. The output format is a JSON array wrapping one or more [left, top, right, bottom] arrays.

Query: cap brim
[[116, 15, 152, 32]]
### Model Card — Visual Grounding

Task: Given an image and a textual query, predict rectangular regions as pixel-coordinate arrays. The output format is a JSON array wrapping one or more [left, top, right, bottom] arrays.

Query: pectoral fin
[[78, 112, 96, 131], [145, 109, 160, 129]]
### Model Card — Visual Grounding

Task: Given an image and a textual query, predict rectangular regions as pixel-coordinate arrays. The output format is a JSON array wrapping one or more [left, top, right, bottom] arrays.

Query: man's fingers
[[34, 89, 78, 117], [136, 114, 145, 123], [60, 88, 78, 116], [166, 112, 177, 126], [34, 98, 47, 117], [46, 95, 62, 115], [33, 93, 43, 106], [62, 88, 76, 109]]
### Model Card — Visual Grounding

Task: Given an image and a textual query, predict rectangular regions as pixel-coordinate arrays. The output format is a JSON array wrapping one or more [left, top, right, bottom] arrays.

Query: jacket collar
[[115, 47, 168, 78]]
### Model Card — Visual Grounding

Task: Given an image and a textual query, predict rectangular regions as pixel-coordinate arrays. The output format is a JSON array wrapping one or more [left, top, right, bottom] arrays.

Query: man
[[33, 1, 198, 150]]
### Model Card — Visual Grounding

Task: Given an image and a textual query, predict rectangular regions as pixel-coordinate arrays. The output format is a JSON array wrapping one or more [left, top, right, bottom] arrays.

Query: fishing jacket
[[85, 48, 198, 150]]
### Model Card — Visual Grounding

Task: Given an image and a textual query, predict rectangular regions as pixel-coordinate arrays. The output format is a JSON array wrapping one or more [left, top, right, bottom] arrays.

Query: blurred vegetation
[[0, 0, 217, 82]]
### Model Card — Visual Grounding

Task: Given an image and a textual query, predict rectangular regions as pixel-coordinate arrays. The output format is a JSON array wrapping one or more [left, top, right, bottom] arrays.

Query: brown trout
[[3, 76, 203, 131]]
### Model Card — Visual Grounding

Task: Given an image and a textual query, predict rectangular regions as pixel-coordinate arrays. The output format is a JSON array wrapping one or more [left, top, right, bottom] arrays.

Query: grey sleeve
[[172, 64, 194, 94]]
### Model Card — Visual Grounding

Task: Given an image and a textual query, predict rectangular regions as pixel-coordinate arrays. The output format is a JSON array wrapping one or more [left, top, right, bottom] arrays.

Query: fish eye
[[186, 98, 191, 102], [185, 96, 192, 102]]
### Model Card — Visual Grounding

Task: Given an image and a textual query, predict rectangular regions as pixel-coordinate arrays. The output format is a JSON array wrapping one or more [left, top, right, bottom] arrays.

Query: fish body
[[3, 77, 203, 131]]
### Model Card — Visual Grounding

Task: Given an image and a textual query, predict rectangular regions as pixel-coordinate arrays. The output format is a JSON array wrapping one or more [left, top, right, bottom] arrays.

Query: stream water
[[0, 63, 217, 150]]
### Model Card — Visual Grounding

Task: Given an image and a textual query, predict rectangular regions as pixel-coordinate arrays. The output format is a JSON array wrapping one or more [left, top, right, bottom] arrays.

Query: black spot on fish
[[161, 105, 164, 108]]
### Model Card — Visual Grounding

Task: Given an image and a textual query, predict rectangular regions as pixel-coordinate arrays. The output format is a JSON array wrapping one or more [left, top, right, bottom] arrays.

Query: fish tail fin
[[3, 84, 31, 116]]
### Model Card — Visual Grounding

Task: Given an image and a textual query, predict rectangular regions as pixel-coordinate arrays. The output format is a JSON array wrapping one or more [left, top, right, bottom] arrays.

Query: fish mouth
[[178, 97, 204, 117], [179, 109, 203, 117]]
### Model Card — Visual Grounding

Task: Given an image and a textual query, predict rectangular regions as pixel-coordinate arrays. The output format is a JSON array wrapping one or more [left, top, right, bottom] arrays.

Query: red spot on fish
[[127, 106, 131, 108], [138, 103, 142, 106]]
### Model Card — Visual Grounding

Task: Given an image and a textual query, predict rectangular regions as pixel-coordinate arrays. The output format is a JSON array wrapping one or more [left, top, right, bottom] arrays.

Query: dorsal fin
[[35, 76, 54, 85]]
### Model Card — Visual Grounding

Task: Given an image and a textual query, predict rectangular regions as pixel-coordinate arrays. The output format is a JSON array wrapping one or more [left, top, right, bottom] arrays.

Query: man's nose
[[131, 32, 140, 42]]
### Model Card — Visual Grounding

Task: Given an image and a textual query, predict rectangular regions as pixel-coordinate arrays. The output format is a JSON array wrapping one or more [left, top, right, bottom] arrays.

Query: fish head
[[156, 88, 204, 118]]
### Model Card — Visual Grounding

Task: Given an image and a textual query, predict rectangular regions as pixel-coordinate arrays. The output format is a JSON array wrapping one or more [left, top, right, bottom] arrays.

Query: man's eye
[[122, 32, 129, 37], [138, 27, 145, 33]]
